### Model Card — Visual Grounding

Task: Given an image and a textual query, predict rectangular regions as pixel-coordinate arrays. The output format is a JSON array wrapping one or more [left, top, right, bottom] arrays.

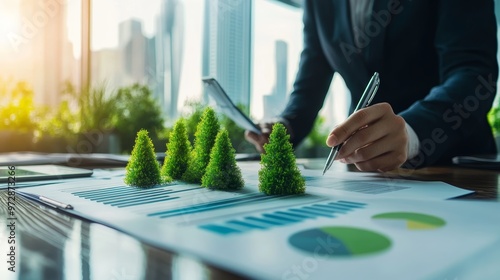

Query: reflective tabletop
[[1, 161, 499, 280]]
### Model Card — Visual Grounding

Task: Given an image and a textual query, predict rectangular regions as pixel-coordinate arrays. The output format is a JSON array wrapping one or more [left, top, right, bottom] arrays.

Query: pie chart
[[289, 226, 391, 257], [372, 212, 446, 230]]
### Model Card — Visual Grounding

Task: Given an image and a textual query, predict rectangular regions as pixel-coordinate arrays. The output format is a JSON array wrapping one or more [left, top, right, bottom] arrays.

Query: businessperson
[[246, 0, 498, 171]]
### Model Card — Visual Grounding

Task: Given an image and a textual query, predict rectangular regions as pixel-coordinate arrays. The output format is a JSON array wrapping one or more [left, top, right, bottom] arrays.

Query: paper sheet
[[15, 162, 499, 279]]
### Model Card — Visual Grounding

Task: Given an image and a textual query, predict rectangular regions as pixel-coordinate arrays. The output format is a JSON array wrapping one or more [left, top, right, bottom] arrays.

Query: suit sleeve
[[280, 0, 335, 146], [400, 0, 498, 167]]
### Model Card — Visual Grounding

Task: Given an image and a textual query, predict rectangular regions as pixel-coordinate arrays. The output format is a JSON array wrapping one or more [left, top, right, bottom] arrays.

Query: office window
[[0, 0, 346, 153], [253, 0, 302, 120], [0, 0, 81, 107], [0, 0, 81, 152]]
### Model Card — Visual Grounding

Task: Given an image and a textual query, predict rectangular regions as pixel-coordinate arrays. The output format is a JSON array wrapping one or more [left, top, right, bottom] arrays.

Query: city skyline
[[2, 0, 351, 125], [86, 0, 303, 120]]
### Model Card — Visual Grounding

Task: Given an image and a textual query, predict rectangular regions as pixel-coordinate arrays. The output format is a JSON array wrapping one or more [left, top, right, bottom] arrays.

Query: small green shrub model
[[161, 118, 191, 180], [182, 107, 220, 183], [202, 129, 244, 190], [124, 129, 163, 187], [259, 123, 305, 195]]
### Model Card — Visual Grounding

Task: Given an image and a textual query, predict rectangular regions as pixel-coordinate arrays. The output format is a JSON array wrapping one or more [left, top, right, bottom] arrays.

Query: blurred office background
[[1, 0, 500, 155]]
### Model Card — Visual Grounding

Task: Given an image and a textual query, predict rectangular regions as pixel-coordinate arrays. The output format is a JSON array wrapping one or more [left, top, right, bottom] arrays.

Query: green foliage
[[0, 80, 38, 132], [115, 84, 165, 153], [181, 101, 253, 153], [295, 116, 331, 158], [182, 107, 220, 183], [182, 100, 205, 144], [304, 116, 329, 147], [62, 82, 118, 133], [202, 129, 244, 190], [259, 123, 305, 195], [488, 106, 500, 136], [125, 129, 164, 187], [36, 87, 79, 145], [161, 118, 191, 180]]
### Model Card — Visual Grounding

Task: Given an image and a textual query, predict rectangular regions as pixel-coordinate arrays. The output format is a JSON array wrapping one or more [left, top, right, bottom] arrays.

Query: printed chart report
[[17, 162, 500, 279]]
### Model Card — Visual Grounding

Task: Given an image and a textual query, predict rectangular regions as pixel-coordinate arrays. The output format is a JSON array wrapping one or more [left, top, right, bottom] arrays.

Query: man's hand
[[326, 103, 408, 172], [245, 122, 274, 153]]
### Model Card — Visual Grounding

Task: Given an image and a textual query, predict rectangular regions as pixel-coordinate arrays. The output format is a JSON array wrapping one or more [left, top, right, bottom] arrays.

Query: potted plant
[[114, 84, 166, 154], [0, 80, 38, 152], [34, 88, 80, 152], [63, 82, 121, 154]]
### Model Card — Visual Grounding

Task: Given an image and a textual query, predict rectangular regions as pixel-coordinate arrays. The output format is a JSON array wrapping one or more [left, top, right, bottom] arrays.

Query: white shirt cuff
[[405, 122, 420, 159]]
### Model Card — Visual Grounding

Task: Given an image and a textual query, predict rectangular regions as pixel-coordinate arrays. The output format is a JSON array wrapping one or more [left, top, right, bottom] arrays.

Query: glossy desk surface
[[1, 161, 499, 280]]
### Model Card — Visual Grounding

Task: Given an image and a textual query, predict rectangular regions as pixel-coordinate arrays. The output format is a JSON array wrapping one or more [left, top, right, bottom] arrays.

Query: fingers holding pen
[[326, 103, 390, 147], [325, 103, 409, 171]]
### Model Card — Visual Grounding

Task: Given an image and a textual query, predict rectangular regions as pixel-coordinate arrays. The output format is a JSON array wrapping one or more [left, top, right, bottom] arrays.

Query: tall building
[[155, 0, 184, 121], [91, 48, 122, 89], [202, 0, 252, 109], [275, 40, 288, 101], [118, 19, 148, 85], [263, 40, 289, 119]]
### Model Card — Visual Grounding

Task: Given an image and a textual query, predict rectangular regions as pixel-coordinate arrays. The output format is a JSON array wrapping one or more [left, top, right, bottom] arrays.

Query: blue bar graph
[[148, 194, 278, 219], [72, 186, 197, 208], [199, 201, 366, 235]]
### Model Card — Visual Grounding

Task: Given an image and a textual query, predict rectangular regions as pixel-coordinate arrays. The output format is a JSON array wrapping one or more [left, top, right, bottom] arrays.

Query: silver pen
[[322, 72, 380, 175], [40, 196, 74, 209]]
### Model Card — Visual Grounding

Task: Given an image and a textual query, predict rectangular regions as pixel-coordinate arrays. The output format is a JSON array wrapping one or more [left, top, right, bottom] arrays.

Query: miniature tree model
[[259, 123, 305, 195], [182, 107, 220, 183], [161, 118, 191, 180], [124, 129, 163, 187], [202, 129, 244, 190]]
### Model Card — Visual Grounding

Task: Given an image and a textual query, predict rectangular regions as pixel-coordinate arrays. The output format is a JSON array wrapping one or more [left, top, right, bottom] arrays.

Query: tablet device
[[0, 165, 93, 183], [202, 77, 262, 135]]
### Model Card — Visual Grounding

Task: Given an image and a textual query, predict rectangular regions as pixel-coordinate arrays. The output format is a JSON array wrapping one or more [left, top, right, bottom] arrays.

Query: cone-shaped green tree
[[161, 118, 191, 180], [124, 129, 162, 187], [202, 129, 244, 190], [259, 123, 305, 195], [182, 107, 220, 183]]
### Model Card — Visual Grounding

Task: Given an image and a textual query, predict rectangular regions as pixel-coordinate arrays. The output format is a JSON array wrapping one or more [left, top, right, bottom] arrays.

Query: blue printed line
[[72, 186, 132, 195], [108, 193, 173, 206], [199, 224, 241, 235], [335, 200, 366, 208], [86, 189, 167, 202], [115, 196, 179, 208], [199, 200, 366, 235], [148, 194, 277, 218]]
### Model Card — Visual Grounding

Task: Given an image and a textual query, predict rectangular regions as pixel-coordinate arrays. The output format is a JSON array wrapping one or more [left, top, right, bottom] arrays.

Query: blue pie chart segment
[[289, 226, 391, 257]]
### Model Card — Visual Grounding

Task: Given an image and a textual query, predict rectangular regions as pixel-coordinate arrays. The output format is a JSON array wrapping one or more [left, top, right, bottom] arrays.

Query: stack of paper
[[15, 162, 500, 279]]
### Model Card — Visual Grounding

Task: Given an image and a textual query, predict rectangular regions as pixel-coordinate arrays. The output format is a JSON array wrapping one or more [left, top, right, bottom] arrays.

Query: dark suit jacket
[[281, 0, 498, 167]]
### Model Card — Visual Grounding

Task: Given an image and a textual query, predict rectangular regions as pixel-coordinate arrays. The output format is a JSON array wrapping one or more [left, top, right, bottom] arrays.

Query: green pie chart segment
[[372, 212, 446, 230], [289, 226, 391, 257]]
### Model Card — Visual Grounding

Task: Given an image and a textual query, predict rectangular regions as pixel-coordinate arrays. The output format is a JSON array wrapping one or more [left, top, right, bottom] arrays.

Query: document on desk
[[16, 162, 499, 279], [238, 162, 473, 200]]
